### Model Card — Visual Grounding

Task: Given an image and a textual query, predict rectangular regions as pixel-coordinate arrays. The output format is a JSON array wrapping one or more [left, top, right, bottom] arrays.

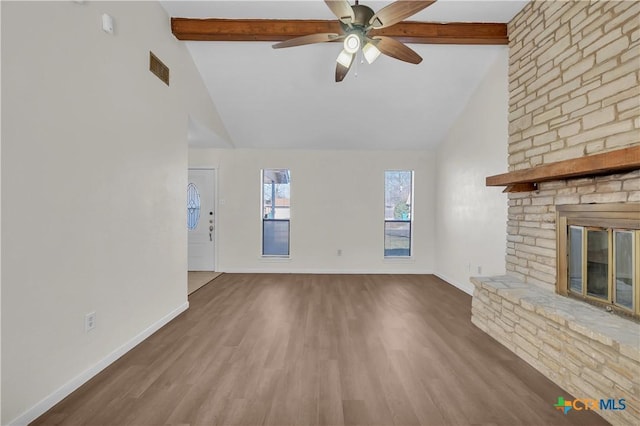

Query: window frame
[[261, 168, 291, 258], [383, 170, 414, 258], [557, 203, 640, 319]]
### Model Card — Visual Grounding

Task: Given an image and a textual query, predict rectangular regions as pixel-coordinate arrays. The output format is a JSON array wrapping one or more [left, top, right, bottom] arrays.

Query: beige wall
[[189, 149, 437, 274], [506, 0, 640, 288], [1, 1, 222, 423], [435, 51, 509, 294]]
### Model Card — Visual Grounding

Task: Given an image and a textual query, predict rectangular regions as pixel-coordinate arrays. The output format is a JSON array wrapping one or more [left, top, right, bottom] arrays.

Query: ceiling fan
[[272, 0, 436, 82]]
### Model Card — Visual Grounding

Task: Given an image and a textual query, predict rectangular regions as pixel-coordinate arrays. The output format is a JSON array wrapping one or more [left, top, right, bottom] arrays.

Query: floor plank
[[32, 274, 609, 426]]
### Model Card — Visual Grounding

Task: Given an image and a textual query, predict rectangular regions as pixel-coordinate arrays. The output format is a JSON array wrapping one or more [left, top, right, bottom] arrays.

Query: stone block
[[522, 123, 550, 140], [567, 120, 634, 146], [543, 145, 586, 164], [577, 184, 596, 194], [582, 57, 619, 82], [622, 178, 640, 191], [557, 121, 582, 138], [514, 333, 539, 358], [538, 329, 562, 351], [603, 86, 639, 108], [581, 368, 615, 392], [621, 41, 640, 63], [531, 196, 554, 206], [618, 106, 640, 121], [565, 344, 601, 370], [525, 145, 550, 158], [555, 194, 581, 205], [603, 58, 640, 84], [576, 26, 604, 51], [580, 192, 628, 204], [596, 180, 622, 192], [585, 140, 605, 154], [596, 35, 630, 63], [528, 260, 556, 276], [561, 95, 587, 115], [619, 343, 640, 364], [524, 95, 549, 114], [583, 27, 622, 57], [563, 55, 595, 81], [518, 226, 556, 239], [582, 105, 616, 130], [536, 238, 556, 249], [587, 72, 637, 104], [602, 366, 635, 392], [509, 113, 533, 134], [529, 67, 562, 93], [605, 130, 640, 150], [569, 103, 602, 122], [605, 357, 640, 383]]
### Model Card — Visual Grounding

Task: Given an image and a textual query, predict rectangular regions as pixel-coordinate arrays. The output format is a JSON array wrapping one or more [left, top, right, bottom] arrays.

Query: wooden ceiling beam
[[171, 18, 508, 45]]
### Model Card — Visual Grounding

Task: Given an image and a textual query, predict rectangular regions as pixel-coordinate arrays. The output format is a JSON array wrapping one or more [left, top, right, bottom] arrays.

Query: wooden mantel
[[486, 146, 640, 192]]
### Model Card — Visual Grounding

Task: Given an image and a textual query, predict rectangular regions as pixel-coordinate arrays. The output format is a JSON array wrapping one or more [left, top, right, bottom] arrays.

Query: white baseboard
[[220, 268, 435, 275], [433, 272, 474, 295], [8, 302, 189, 426]]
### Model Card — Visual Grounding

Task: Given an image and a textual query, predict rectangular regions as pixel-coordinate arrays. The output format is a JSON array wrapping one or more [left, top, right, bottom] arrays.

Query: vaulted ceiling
[[161, 1, 528, 150]]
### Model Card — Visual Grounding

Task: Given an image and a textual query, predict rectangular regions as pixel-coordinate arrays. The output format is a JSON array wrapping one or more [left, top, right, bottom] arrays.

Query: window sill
[[260, 256, 291, 262], [383, 256, 415, 262]]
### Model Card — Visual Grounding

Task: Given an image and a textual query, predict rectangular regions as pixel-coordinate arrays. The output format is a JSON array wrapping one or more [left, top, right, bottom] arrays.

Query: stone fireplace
[[470, 2, 639, 425]]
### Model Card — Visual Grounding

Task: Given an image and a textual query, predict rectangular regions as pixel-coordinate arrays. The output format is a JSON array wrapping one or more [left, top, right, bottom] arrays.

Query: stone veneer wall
[[506, 0, 640, 288], [470, 2, 640, 424]]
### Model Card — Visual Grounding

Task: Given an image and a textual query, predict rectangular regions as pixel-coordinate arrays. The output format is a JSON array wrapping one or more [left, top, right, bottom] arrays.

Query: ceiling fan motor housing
[[339, 4, 376, 51], [340, 4, 375, 32]]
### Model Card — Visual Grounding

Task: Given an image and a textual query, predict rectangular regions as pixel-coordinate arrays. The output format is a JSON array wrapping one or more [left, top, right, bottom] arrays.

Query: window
[[557, 204, 639, 318], [262, 169, 290, 256], [186, 182, 200, 231], [384, 171, 413, 257]]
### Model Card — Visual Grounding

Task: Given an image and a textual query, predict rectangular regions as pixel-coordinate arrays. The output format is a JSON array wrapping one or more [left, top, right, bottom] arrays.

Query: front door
[[187, 169, 215, 271]]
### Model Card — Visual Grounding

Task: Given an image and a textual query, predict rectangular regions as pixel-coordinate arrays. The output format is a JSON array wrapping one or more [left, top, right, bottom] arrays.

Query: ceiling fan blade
[[369, 0, 436, 29], [335, 51, 354, 82], [372, 36, 422, 64], [272, 33, 341, 49], [324, 0, 355, 24]]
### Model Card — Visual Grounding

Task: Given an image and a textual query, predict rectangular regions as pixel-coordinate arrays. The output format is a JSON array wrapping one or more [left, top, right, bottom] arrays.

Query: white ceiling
[[161, 0, 528, 150]]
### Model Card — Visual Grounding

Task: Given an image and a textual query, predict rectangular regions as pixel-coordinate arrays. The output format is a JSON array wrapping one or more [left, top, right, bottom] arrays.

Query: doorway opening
[[187, 168, 219, 294]]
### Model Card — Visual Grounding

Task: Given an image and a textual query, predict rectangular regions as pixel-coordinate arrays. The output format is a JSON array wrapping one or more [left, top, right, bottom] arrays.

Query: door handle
[[209, 225, 214, 241]]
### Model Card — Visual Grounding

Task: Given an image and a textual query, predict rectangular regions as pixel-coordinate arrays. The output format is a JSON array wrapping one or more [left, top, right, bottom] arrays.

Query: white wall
[[434, 51, 509, 294], [190, 149, 436, 273], [1, 1, 222, 423]]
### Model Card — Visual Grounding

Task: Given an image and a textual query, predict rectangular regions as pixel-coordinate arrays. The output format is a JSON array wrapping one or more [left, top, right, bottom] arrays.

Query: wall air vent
[[149, 51, 169, 86]]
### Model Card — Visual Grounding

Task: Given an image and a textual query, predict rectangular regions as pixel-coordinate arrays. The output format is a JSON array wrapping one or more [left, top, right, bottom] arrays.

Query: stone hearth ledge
[[471, 275, 639, 357], [470, 275, 640, 425]]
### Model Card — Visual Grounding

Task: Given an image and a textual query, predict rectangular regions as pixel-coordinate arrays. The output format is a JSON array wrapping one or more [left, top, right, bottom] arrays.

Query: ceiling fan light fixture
[[362, 42, 381, 64], [336, 49, 354, 68], [343, 33, 361, 54]]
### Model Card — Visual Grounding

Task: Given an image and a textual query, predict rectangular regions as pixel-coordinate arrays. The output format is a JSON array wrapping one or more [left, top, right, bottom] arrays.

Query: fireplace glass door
[[586, 228, 609, 300], [614, 231, 634, 310], [565, 225, 638, 316], [557, 204, 639, 319]]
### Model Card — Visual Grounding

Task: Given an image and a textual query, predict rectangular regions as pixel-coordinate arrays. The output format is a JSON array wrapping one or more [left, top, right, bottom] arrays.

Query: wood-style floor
[[188, 271, 223, 295], [33, 274, 608, 426]]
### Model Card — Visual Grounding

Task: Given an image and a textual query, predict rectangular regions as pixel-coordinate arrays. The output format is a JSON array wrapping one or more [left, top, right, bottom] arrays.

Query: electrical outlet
[[85, 312, 96, 332], [337, 249, 342, 256], [477, 266, 482, 274]]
